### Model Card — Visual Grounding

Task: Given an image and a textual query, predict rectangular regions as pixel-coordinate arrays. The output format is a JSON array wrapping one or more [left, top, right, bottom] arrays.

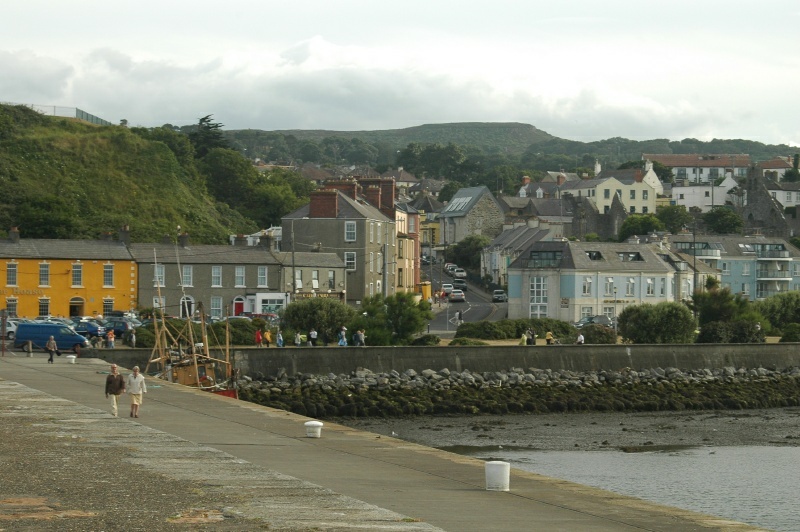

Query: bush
[[779, 323, 800, 342], [696, 320, 765, 343], [410, 334, 441, 346], [448, 337, 489, 346], [581, 324, 617, 344]]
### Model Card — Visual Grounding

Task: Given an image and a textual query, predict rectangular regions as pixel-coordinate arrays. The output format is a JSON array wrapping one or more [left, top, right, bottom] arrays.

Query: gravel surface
[[339, 407, 800, 453]]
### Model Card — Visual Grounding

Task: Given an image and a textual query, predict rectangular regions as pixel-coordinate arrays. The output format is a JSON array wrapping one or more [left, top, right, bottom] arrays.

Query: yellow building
[[0, 229, 137, 318]]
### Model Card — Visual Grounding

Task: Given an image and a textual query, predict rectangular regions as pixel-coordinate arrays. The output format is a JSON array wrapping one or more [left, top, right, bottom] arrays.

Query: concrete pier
[[0, 352, 764, 531]]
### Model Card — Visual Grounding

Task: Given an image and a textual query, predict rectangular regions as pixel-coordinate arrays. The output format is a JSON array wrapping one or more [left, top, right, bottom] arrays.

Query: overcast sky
[[2, 0, 798, 146]]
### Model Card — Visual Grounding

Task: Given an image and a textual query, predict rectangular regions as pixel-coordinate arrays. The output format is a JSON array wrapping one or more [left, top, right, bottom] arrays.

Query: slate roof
[[381, 168, 419, 183], [597, 168, 644, 182], [440, 186, 496, 218], [510, 241, 674, 273], [756, 158, 792, 170], [284, 190, 393, 222], [411, 193, 444, 213], [487, 226, 549, 251], [128, 244, 277, 264], [668, 235, 800, 258], [0, 239, 132, 260]]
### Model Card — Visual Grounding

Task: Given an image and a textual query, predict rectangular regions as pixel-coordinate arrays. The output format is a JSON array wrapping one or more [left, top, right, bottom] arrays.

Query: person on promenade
[[106, 329, 115, 349], [126, 366, 147, 418], [264, 329, 272, 348], [294, 331, 302, 347], [129, 329, 136, 348], [526, 328, 535, 346], [105, 364, 126, 417], [255, 329, 263, 347], [337, 326, 348, 346], [45, 335, 60, 363], [575, 332, 585, 345], [545, 331, 555, 345], [276, 330, 284, 347], [519, 332, 528, 346], [309, 328, 317, 347]]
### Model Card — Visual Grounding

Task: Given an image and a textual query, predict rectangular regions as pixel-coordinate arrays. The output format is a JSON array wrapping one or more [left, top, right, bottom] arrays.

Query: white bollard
[[304, 420, 323, 438], [485, 461, 510, 491], [65, 355, 77, 364]]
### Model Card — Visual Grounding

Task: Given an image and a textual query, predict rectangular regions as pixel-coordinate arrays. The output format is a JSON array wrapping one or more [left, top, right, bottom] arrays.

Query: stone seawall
[[95, 342, 800, 377]]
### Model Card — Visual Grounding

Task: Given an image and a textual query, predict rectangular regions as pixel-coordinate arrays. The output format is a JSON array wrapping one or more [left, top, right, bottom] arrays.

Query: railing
[[757, 290, 789, 299], [756, 269, 793, 279], [2, 102, 113, 126], [756, 250, 790, 259], [684, 249, 721, 258]]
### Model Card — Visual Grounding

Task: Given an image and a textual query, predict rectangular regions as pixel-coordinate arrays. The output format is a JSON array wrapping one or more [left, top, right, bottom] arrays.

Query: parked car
[[452, 268, 467, 279], [452, 279, 468, 291], [573, 315, 613, 328], [3, 318, 31, 340], [444, 263, 458, 276], [71, 318, 107, 338], [103, 318, 135, 338], [441, 283, 454, 295], [448, 289, 466, 302], [14, 322, 90, 353], [492, 290, 508, 302]]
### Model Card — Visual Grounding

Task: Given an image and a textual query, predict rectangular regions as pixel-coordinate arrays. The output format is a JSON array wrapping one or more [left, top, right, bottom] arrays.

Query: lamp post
[[692, 221, 698, 321], [613, 287, 618, 339]]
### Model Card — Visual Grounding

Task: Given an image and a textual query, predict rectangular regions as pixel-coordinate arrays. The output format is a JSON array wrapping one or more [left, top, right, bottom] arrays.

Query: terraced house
[[0, 227, 136, 318]]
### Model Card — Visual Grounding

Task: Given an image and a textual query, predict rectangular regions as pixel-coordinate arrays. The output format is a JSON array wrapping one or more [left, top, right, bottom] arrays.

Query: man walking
[[105, 364, 126, 417], [126, 366, 147, 418]]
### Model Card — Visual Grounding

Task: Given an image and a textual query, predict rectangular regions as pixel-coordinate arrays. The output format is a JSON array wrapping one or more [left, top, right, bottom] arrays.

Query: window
[[370, 252, 374, 273], [211, 266, 222, 287], [787, 192, 792, 202], [721, 262, 730, 275], [643, 190, 648, 200], [409, 216, 416, 233], [39, 263, 50, 286], [103, 299, 114, 316], [529, 276, 548, 318], [582, 276, 592, 296], [642, 206, 649, 214], [742, 263, 750, 276], [258, 266, 267, 287], [617, 189, 622, 198], [210, 296, 223, 318], [328, 270, 335, 289], [103, 264, 114, 287], [370, 222, 374, 243], [345, 252, 356, 270], [659, 278, 666, 297], [629, 206, 636, 213], [603, 306, 614, 320], [38, 298, 50, 316], [311, 270, 319, 290], [72, 263, 83, 286], [6, 298, 17, 317], [182, 265, 193, 287], [369, 282, 374, 297], [604, 277, 614, 296], [398, 239, 404, 258], [646, 278, 655, 296], [618, 252, 644, 262], [154, 264, 165, 287], [6, 263, 17, 286], [294, 269, 302, 290], [152, 296, 165, 312], [581, 306, 593, 318], [741, 283, 750, 295], [705, 191, 710, 198], [377, 223, 382, 244], [677, 168, 687, 178], [630, 190, 636, 200], [235, 266, 245, 287], [398, 268, 404, 286], [345, 221, 356, 242], [586, 251, 603, 261], [603, 189, 610, 199], [377, 253, 382, 273], [528, 250, 562, 268], [626, 277, 635, 296], [604, 206, 610, 214], [679, 193, 685, 200]]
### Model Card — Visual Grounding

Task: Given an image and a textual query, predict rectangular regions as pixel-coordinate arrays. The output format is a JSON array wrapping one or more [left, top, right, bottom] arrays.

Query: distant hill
[[0, 104, 255, 243], [242, 122, 554, 155]]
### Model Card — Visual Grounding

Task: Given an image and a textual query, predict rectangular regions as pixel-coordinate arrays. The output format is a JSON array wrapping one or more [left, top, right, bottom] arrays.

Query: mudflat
[[340, 407, 800, 452]]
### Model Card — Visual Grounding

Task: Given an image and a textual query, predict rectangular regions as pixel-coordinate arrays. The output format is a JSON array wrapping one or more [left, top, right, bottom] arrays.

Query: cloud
[[0, 50, 74, 102]]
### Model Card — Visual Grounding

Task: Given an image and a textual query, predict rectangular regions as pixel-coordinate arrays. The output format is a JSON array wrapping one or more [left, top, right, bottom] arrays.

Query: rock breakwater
[[238, 365, 800, 419]]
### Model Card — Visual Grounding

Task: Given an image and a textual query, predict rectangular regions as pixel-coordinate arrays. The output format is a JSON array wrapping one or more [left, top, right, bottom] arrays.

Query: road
[[425, 263, 506, 336]]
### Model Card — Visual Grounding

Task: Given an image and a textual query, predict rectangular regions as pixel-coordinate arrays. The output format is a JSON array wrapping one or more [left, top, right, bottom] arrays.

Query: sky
[[2, 0, 799, 146]]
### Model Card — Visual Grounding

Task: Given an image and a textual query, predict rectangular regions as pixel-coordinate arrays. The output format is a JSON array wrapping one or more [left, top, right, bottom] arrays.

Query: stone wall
[[94, 342, 800, 378]]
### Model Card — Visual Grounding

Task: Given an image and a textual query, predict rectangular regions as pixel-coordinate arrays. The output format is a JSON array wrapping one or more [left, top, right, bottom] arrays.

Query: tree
[[281, 298, 357, 345], [198, 148, 258, 207], [690, 286, 748, 327], [346, 293, 433, 345], [617, 302, 696, 344], [703, 207, 743, 234], [437, 181, 461, 204], [188, 115, 229, 158], [618, 214, 665, 242], [618, 159, 674, 182], [655, 205, 693, 235], [450, 234, 490, 271], [782, 154, 800, 183], [753, 292, 800, 331]]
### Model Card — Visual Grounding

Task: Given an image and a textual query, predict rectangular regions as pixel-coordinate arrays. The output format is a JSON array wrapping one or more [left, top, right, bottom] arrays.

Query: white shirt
[[126, 372, 147, 394], [576, 334, 585, 344]]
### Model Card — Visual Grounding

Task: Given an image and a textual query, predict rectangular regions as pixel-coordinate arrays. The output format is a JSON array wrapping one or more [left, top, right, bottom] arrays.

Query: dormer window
[[586, 251, 603, 261]]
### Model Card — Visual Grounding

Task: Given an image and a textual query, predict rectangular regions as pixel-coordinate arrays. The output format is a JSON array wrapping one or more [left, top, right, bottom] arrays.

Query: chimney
[[364, 185, 382, 209], [557, 173, 567, 186], [309, 190, 339, 218], [522, 175, 531, 185], [594, 160, 601, 176], [119, 225, 131, 245], [259, 234, 273, 250], [178, 232, 190, 247], [234, 234, 248, 246], [324, 179, 359, 200], [379, 178, 395, 213], [9, 227, 19, 243]]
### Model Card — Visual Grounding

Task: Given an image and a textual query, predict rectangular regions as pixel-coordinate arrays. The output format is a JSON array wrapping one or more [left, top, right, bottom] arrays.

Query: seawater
[[474, 446, 799, 532]]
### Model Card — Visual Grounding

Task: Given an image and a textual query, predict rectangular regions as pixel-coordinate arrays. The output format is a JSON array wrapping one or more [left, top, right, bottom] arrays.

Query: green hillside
[[0, 105, 255, 243]]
